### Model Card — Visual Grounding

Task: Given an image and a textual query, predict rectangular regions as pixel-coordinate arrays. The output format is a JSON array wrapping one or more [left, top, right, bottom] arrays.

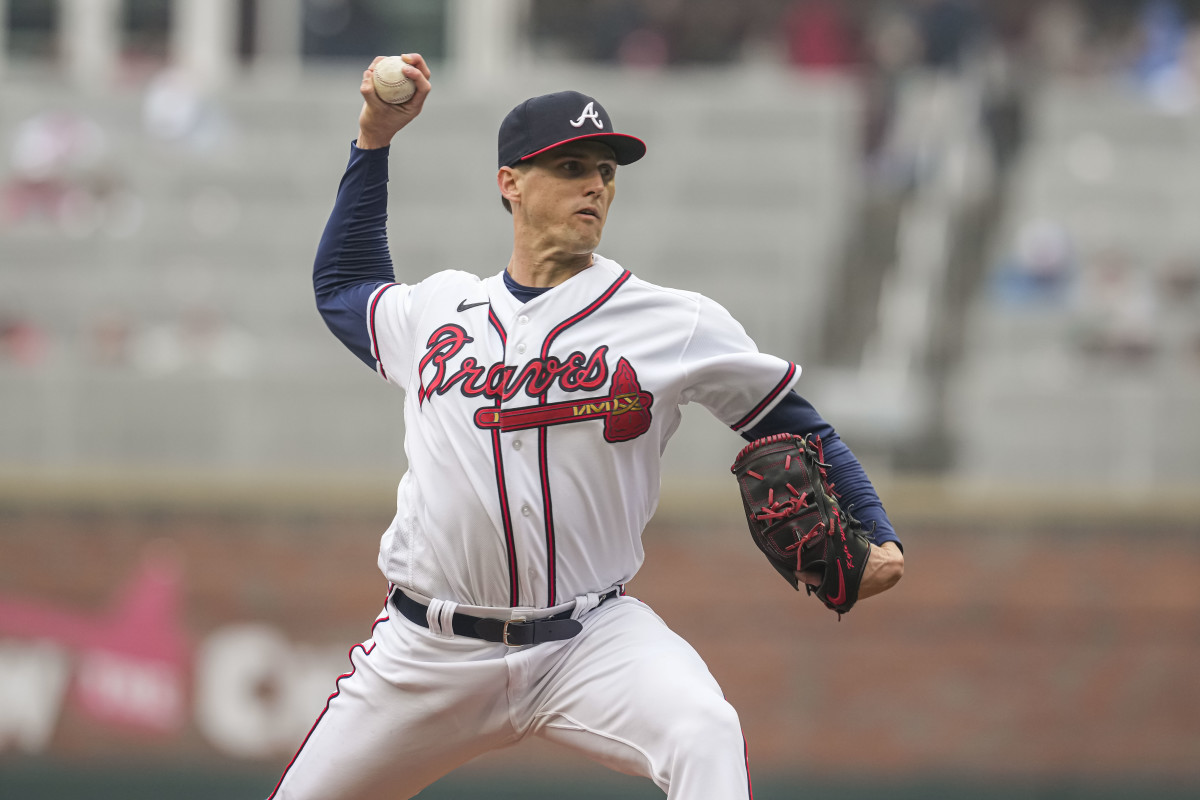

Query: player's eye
[[599, 164, 615, 180]]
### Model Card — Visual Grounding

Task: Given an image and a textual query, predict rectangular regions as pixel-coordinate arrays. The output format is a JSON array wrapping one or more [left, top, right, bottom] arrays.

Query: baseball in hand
[[372, 56, 416, 104]]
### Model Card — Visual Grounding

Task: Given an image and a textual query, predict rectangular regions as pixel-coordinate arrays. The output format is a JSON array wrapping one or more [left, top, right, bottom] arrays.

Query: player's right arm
[[312, 55, 432, 369]]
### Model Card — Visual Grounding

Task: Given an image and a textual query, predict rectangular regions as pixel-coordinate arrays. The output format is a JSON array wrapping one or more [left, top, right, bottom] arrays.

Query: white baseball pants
[[269, 595, 753, 799]]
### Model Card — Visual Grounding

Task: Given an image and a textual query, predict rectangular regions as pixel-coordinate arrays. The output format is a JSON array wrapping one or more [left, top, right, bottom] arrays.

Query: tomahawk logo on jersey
[[364, 257, 799, 610], [470, 357, 653, 444]]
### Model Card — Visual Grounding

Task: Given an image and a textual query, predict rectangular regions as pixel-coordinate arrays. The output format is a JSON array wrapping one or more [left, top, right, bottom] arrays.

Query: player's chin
[[573, 212, 605, 232], [566, 222, 604, 250]]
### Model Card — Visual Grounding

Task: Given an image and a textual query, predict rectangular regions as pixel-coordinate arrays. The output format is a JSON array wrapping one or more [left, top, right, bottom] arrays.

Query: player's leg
[[522, 598, 753, 799], [270, 606, 519, 800]]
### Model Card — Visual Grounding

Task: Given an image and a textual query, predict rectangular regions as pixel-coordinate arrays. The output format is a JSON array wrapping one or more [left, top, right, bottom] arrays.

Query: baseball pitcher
[[269, 54, 904, 800]]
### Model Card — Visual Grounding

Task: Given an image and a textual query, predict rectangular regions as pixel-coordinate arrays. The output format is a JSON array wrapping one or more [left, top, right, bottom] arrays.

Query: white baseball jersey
[[366, 255, 799, 611]]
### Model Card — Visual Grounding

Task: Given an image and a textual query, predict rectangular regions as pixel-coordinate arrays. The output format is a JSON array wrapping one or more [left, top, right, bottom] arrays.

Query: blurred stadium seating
[[3, 64, 1199, 500]]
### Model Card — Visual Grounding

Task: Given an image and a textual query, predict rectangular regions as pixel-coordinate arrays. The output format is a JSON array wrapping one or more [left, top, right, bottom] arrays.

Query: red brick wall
[[1, 505, 1197, 783]]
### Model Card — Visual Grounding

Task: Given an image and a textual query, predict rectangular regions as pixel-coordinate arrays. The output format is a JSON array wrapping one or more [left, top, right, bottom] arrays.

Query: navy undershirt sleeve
[[744, 391, 902, 550], [313, 143, 397, 368]]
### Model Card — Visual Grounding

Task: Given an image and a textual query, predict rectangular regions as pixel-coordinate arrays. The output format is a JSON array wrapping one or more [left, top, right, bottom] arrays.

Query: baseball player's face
[[509, 142, 618, 255]]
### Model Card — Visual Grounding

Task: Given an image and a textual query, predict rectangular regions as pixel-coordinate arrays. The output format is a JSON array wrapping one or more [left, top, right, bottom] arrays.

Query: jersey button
[[518, 315, 529, 325], [512, 440, 523, 450], [521, 505, 532, 516], [516, 343, 527, 354]]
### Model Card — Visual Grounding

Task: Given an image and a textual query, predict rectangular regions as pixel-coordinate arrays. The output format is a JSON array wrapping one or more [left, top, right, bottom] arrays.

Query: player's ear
[[497, 166, 521, 211]]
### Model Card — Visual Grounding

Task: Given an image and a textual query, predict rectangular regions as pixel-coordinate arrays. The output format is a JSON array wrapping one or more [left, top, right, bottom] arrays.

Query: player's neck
[[506, 247, 593, 289]]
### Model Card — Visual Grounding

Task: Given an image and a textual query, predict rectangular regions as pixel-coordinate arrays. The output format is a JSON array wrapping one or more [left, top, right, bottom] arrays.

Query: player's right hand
[[357, 53, 432, 150]]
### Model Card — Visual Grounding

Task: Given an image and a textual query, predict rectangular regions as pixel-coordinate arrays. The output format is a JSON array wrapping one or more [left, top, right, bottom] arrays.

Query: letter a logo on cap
[[569, 102, 604, 129]]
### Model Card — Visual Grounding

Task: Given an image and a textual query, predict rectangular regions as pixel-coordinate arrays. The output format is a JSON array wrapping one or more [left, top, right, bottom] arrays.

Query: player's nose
[[583, 167, 607, 195]]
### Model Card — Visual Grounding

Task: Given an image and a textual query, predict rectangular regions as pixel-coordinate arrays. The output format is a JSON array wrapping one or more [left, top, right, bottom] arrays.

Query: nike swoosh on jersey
[[457, 300, 489, 312]]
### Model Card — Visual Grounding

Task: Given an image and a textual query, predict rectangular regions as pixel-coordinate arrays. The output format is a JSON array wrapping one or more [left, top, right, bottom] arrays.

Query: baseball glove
[[730, 433, 873, 617]]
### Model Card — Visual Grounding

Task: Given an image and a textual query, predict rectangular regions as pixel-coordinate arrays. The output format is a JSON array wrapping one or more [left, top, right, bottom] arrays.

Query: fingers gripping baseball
[[357, 54, 432, 150]]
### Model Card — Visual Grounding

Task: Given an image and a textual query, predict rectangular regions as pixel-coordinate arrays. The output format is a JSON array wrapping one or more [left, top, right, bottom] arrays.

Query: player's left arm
[[742, 391, 904, 599]]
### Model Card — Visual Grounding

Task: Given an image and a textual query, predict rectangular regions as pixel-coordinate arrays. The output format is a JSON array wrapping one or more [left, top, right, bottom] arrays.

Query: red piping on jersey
[[368, 283, 399, 380], [487, 306, 507, 346], [491, 427, 520, 606], [536, 269, 632, 607], [730, 361, 797, 431], [487, 309, 520, 606]]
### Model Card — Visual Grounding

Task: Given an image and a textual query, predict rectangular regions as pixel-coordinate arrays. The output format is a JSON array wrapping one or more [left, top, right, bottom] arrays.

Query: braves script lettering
[[418, 325, 653, 442], [418, 324, 609, 404]]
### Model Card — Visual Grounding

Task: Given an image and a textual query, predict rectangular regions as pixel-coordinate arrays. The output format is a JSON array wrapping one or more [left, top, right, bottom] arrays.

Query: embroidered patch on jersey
[[473, 357, 652, 443]]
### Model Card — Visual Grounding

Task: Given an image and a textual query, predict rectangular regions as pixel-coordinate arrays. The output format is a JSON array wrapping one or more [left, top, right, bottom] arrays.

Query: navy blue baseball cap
[[498, 90, 647, 169]]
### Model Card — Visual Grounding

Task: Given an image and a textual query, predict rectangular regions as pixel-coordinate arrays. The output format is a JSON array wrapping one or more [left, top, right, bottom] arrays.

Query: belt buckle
[[502, 616, 528, 647]]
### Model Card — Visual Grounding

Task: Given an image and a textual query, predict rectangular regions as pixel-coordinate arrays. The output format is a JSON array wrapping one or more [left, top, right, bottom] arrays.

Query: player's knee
[[668, 696, 744, 757]]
